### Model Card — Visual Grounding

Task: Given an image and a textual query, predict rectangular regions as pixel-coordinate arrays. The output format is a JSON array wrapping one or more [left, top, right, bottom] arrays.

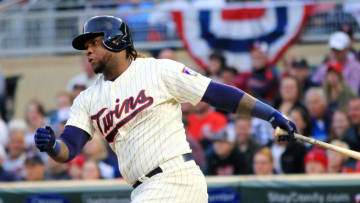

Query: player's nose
[[85, 48, 93, 57]]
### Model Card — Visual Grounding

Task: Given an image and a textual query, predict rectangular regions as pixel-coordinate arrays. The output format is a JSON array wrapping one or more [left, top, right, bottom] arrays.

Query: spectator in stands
[[289, 58, 317, 94], [67, 155, 85, 180], [205, 52, 226, 81], [83, 134, 119, 179], [0, 66, 6, 122], [329, 110, 350, 141], [187, 101, 227, 149], [344, 98, 360, 151], [234, 41, 278, 104], [3, 127, 26, 177], [205, 128, 246, 175], [48, 91, 73, 133], [0, 146, 19, 181], [183, 117, 206, 170], [55, 108, 71, 137], [219, 67, 237, 87], [45, 157, 70, 180], [323, 61, 356, 115], [181, 102, 194, 118], [24, 100, 47, 150], [233, 116, 260, 174], [24, 153, 46, 181], [274, 76, 306, 115], [250, 117, 274, 146], [55, 91, 72, 112], [305, 88, 331, 142], [312, 31, 360, 94], [339, 23, 357, 60], [253, 147, 274, 175], [305, 148, 328, 174], [157, 48, 176, 60], [269, 134, 307, 174], [280, 53, 296, 79], [67, 56, 97, 95], [288, 107, 312, 139], [81, 160, 102, 180], [216, 67, 238, 118], [70, 84, 87, 101], [0, 116, 8, 149], [327, 140, 356, 173]]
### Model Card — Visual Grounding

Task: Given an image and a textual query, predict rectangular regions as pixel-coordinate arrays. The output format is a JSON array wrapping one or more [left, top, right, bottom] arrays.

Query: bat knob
[[274, 127, 288, 137]]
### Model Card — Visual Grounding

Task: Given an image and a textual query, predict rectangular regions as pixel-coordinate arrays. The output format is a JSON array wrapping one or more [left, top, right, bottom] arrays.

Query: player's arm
[[34, 125, 90, 162], [201, 81, 297, 140]]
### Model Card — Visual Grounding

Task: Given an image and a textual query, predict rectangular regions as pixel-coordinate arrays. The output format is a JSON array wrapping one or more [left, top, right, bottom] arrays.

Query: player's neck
[[103, 57, 132, 81]]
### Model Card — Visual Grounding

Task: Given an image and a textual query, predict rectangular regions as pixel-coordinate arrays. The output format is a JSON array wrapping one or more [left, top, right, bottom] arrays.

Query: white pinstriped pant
[[131, 155, 208, 202]]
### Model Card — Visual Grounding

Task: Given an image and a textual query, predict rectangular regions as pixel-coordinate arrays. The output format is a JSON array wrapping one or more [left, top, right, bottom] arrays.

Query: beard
[[93, 60, 105, 74], [93, 52, 112, 74]]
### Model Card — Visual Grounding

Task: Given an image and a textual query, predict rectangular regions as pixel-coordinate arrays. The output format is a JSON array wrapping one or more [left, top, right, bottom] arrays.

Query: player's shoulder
[[136, 57, 182, 66], [156, 58, 183, 66], [133, 57, 184, 73]]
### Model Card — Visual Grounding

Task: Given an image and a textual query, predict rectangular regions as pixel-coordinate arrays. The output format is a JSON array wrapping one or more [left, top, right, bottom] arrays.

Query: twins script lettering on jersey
[[90, 89, 154, 142]]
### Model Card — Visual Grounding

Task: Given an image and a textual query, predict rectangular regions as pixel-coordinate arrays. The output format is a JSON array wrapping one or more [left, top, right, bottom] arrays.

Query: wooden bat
[[275, 127, 360, 160]]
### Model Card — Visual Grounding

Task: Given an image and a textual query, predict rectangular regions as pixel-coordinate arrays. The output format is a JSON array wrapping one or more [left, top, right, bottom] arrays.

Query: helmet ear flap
[[102, 35, 130, 52]]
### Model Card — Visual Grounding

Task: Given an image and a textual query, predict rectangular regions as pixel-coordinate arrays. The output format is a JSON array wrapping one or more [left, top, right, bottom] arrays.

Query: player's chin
[[93, 65, 104, 74]]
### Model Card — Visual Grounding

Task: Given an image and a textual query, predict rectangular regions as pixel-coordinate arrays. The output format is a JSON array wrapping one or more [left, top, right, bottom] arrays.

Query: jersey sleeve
[[160, 59, 211, 105], [66, 91, 95, 137]]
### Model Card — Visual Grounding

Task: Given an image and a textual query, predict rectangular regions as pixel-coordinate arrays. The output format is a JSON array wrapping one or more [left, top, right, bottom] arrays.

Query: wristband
[[251, 100, 276, 121], [47, 141, 61, 157]]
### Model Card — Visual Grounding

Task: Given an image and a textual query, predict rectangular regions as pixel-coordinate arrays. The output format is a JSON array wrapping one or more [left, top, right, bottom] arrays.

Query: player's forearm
[[201, 81, 276, 120], [56, 125, 90, 162], [237, 93, 276, 120], [202, 81, 297, 140], [47, 140, 70, 162], [46, 126, 90, 163]]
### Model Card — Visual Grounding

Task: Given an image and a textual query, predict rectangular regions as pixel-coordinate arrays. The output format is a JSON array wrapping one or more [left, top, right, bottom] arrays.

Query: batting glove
[[269, 111, 297, 142], [34, 126, 56, 152]]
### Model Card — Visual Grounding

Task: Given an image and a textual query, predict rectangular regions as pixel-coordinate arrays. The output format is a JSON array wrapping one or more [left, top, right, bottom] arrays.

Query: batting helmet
[[72, 15, 133, 52]]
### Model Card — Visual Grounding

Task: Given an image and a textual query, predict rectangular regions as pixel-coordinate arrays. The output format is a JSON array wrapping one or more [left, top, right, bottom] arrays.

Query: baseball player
[[34, 15, 297, 202]]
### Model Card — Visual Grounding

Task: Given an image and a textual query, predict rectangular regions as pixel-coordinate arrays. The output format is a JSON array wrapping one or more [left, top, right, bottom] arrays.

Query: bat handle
[[294, 133, 360, 160]]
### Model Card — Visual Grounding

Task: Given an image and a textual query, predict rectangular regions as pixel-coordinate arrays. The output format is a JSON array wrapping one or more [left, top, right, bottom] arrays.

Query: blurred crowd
[[2, 23, 360, 182], [182, 23, 360, 176]]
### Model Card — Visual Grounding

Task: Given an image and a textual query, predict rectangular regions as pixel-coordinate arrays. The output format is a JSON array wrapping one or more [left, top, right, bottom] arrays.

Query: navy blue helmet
[[72, 15, 133, 52]]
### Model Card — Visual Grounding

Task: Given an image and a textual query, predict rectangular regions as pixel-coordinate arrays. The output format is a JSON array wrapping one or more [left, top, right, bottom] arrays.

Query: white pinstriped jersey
[[66, 57, 211, 184]]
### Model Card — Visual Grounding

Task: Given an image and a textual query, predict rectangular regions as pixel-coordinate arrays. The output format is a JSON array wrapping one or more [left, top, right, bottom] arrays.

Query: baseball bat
[[275, 127, 360, 160]]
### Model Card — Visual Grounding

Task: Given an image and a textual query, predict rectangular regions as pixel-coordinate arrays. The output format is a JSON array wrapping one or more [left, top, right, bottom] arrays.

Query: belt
[[133, 153, 193, 189]]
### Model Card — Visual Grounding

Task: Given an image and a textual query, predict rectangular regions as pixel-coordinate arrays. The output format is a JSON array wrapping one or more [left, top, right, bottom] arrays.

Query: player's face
[[84, 36, 113, 74]]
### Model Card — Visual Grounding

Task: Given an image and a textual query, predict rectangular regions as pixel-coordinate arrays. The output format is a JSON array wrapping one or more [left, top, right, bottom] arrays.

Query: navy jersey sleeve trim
[[201, 81, 244, 113], [58, 125, 90, 162]]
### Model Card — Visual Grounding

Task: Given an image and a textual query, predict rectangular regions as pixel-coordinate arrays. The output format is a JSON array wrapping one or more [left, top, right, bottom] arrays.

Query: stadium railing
[[0, 0, 359, 57]]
